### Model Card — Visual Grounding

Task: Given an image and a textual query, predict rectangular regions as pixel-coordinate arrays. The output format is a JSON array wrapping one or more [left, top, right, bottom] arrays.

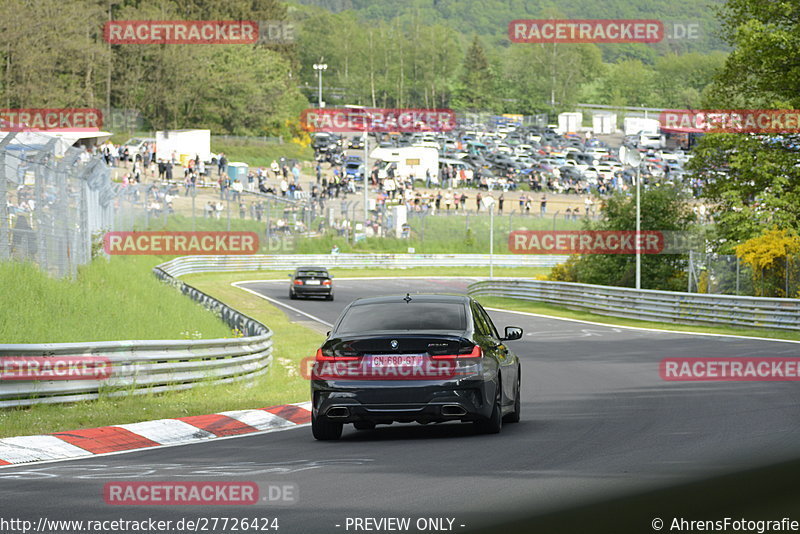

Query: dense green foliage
[[293, 0, 726, 55], [687, 0, 800, 252], [0, 0, 729, 131], [688, 135, 800, 252], [548, 187, 696, 290], [293, 2, 728, 113], [0, 0, 306, 136]]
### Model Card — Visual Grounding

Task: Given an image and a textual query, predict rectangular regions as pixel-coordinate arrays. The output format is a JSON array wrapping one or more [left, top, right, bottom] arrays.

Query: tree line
[[0, 0, 729, 136]]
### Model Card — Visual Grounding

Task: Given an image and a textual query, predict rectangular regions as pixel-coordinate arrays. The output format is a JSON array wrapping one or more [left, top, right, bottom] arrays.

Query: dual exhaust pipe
[[326, 407, 350, 418], [326, 405, 467, 418], [441, 404, 467, 416]]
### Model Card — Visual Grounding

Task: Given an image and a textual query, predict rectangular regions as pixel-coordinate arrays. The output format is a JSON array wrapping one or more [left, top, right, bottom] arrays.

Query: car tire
[[327, 294, 334, 301], [289, 288, 297, 300], [353, 421, 375, 431], [475, 381, 502, 434], [503, 372, 521, 424], [312, 413, 343, 441]]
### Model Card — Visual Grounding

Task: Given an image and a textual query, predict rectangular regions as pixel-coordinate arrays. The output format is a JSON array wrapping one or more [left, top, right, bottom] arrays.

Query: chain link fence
[[688, 252, 800, 298], [1, 132, 117, 277], [113, 179, 324, 253]]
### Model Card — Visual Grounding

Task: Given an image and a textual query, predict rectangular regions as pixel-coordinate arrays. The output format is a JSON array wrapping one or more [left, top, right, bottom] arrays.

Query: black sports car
[[310, 294, 522, 440], [289, 266, 334, 300]]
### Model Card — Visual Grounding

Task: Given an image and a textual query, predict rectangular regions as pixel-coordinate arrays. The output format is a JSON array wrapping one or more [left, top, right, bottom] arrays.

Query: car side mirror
[[502, 326, 523, 341], [287, 274, 293, 278]]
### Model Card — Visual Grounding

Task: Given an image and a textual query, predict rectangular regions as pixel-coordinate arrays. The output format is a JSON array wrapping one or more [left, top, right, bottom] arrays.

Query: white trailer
[[156, 129, 212, 164], [371, 146, 439, 183], [557, 112, 583, 134]]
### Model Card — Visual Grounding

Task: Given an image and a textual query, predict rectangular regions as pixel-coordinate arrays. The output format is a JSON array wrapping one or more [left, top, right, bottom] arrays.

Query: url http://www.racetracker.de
[[0, 516, 281, 533]]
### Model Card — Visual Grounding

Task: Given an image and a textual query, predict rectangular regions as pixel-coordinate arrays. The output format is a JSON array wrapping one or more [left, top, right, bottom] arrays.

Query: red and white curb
[[0, 401, 311, 467]]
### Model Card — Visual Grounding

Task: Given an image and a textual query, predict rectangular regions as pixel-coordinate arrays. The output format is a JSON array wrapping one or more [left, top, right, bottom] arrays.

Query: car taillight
[[294, 279, 304, 285], [323, 280, 332, 286], [430, 345, 482, 360], [315, 348, 358, 361]]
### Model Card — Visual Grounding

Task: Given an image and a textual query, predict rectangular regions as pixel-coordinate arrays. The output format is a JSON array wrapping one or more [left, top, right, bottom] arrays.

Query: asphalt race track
[[2, 277, 799, 533]]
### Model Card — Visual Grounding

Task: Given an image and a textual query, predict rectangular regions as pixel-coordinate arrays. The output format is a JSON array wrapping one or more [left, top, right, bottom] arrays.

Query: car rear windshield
[[298, 270, 327, 277], [336, 302, 467, 334]]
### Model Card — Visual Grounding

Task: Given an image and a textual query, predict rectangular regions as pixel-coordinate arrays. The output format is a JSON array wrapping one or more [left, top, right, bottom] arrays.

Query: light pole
[[363, 130, 369, 224], [635, 163, 641, 289], [620, 146, 643, 289], [482, 196, 496, 279], [312, 63, 327, 107]]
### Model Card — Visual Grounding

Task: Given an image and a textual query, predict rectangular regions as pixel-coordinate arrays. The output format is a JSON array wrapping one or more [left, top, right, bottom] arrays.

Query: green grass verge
[[475, 296, 800, 342], [294, 213, 583, 254], [0, 257, 232, 343], [0, 269, 322, 439], [211, 141, 313, 168], [181, 266, 551, 286]]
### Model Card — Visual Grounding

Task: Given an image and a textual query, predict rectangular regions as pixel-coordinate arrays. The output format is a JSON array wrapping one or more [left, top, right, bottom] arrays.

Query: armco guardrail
[[468, 279, 800, 331], [0, 268, 273, 408], [156, 253, 567, 277]]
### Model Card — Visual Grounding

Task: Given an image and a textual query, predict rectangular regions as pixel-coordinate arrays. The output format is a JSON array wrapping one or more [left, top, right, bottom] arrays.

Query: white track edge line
[[232, 282, 334, 327], [232, 277, 800, 345]]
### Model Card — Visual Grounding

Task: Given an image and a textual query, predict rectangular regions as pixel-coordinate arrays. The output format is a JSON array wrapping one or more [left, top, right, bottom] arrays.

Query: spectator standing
[[218, 153, 227, 177], [232, 179, 243, 201], [540, 194, 547, 216], [498, 193, 504, 213]]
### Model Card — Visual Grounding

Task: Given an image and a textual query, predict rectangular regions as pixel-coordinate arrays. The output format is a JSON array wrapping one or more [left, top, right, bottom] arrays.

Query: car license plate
[[368, 354, 424, 368], [305, 279, 321, 285]]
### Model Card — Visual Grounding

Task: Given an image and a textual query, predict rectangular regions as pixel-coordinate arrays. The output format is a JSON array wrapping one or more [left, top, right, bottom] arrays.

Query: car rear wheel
[[312, 413, 343, 440], [326, 294, 334, 301], [289, 288, 297, 300], [475, 381, 502, 434], [503, 373, 521, 424]]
